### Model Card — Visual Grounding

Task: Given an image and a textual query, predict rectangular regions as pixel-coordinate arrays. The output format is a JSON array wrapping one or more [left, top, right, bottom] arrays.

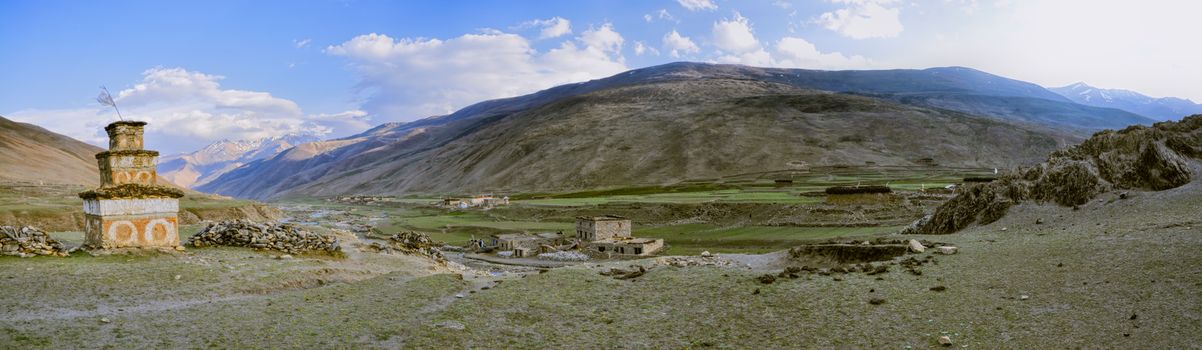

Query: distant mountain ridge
[[199, 62, 1101, 200], [1050, 82, 1202, 121], [0, 115, 103, 186], [158, 134, 321, 188]]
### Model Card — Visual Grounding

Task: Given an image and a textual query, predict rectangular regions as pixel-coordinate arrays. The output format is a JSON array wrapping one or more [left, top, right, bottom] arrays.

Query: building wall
[[576, 218, 631, 241], [84, 213, 179, 248], [98, 153, 158, 186], [588, 239, 663, 256]]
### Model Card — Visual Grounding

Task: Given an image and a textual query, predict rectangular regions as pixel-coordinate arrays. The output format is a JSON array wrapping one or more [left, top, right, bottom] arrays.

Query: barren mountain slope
[[205, 78, 1075, 199], [0, 116, 102, 185]]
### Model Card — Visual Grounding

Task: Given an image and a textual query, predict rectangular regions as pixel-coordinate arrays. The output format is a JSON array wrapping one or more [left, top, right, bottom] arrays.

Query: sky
[[2, 0, 1200, 154]]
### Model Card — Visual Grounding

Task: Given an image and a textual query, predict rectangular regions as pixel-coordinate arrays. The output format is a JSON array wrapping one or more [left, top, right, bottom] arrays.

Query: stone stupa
[[78, 121, 185, 250]]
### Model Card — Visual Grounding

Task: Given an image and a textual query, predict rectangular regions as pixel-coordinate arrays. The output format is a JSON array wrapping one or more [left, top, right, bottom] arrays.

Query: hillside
[[158, 134, 320, 188], [0, 116, 102, 186], [201, 65, 1082, 200], [1050, 82, 1202, 121]]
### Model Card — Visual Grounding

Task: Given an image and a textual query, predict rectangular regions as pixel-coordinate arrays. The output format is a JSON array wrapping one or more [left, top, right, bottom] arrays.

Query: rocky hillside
[[0, 116, 103, 186], [1050, 82, 1202, 121], [159, 134, 320, 188], [201, 63, 1089, 200], [907, 115, 1202, 235]]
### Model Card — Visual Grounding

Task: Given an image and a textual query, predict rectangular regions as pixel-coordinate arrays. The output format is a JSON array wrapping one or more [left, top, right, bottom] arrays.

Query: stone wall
[[575, 216, 631, 241]]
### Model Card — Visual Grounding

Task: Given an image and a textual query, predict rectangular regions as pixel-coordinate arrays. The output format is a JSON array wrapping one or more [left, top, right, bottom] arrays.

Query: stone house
[[589, 237, 664, 256], [575, 215, 631, 241], [491, 232, 567, 257]]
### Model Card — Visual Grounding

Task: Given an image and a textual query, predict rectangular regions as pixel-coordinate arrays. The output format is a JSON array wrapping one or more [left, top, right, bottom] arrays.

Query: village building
[[588, 236, 664, 256], [575, 215, 631, 241], [78, 121, 184, 249], [443, 194, 509, 209], [576, 215, 664, 256], [491, 232, 567, 258]]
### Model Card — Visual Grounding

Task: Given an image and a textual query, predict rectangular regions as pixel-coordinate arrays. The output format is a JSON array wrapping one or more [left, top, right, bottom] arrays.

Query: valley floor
[[2, 184, 1201, 348]]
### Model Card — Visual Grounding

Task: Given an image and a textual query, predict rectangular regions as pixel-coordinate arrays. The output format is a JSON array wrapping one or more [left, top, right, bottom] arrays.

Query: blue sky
[[3, 0, 1200, 154]]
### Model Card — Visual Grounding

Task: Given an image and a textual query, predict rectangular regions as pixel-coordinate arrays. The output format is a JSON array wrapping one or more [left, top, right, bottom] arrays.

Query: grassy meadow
[[286, 166, 987, 254]]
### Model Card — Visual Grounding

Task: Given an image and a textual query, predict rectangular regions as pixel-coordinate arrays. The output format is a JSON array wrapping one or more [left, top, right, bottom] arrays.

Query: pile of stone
[[1, 226, 68, 257], [367, 231, 446, 263], [657, 255, 738, 268], [538, 250, 590, 261], [189, 220, 340, 255]]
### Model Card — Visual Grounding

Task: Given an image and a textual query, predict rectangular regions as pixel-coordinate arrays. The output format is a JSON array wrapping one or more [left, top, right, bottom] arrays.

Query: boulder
[[908, 239, 926, 253]]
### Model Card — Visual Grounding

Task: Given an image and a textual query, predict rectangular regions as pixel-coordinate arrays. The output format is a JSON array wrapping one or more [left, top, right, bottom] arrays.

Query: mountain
[[158, 134, 321, 188], [0, 115, 103, 185], [1050, 82, 1202, 121], [200, 63, 1092, 200]]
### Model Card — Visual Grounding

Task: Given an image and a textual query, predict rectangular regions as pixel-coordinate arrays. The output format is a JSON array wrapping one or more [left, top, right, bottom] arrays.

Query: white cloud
[[294, 38, 311, 48], [899, 0, 1202, 102], [326, 28, 627, 121], [677, 0, 717, 11], [646, 9, 676, 23], [818, 0, 904, 39], [706, 13, 875, 69], [711, 12, 760, 54], [633, 41, 659, 56], [715, 49, 774, 66], [662, 30, 699, 58], [578, 23, 624, 55], [774, 37, 873, 69], [519, 17, 572, 39], [8, 67, 361, 153]]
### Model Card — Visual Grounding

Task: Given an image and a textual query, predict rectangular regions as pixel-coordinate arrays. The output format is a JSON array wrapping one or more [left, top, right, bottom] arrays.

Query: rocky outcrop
[[908, 115, 1202, 234], [188, 220, 340, 254], [1, 226, 68, 257]]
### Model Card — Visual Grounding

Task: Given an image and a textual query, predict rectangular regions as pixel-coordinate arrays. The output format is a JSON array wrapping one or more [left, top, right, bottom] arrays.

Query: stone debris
[[1020, 294, 1030, 301], [868, 298, 886, 305], [938, 335, 953, 346], [757, 274, 776, 284], [188, 220, 340, 255], [935, 246, 959, 255], [657, 255, 737, 268], [366, 231, 446, 263], [700, 250, 713, 257], [433, 320, 465, 330], [0, 226, 68, 257], [599, 265, 647, 280], [537, 250, 590, 261]]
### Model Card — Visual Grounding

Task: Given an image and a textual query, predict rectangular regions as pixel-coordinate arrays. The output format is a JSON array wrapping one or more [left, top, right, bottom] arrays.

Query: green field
[[510, 166, 991, 207], [281, 166, 986, 254]]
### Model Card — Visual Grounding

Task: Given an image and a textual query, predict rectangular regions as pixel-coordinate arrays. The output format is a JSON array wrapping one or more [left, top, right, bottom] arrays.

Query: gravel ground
[[1, 181, 1200, 348]]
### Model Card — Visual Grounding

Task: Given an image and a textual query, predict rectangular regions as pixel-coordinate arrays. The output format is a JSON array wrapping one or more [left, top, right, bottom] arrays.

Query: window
[[598, 246, 605, 252], [634, 247, 643, 255]]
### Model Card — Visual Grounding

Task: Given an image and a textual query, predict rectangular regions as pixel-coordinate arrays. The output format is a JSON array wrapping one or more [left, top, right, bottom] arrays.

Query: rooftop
[[577, 215, 628, 221]]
